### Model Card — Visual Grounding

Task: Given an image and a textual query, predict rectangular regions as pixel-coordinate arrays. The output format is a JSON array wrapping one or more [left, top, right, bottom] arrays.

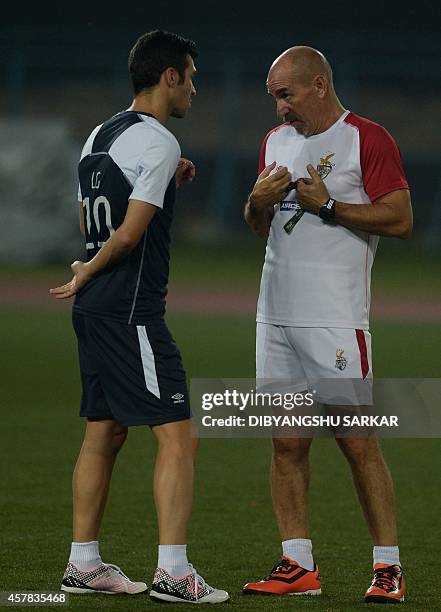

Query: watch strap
[[319, 198, 336, 221]]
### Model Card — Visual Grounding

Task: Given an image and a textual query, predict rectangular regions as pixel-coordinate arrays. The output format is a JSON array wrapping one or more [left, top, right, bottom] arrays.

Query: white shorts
[[256, 323, 373, 405]]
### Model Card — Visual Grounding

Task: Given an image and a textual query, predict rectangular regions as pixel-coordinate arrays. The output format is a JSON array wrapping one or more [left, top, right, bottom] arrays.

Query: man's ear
[[313, 75, 327, 99], [164, 67, 179, 88]]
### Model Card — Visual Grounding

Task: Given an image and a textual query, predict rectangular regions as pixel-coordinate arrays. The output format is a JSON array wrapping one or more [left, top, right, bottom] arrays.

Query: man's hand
[[176, 157, 195, 187], [295, 164, 330, 214], [249, 162, 293, 210], [244, 162, 292, 238], [49, 261, 92, 300], [50, 200, 157, 302]]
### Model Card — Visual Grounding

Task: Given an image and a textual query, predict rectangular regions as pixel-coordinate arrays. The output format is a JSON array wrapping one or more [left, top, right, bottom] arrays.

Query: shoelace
[[103, 563, 132, 583], [372, 567, 399, 592], [188, 563, 208, 600], [265, 558, 294, 580]]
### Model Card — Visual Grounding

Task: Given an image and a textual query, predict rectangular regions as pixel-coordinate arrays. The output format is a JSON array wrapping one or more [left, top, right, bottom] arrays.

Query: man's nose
[[277, 101, 289, 119]]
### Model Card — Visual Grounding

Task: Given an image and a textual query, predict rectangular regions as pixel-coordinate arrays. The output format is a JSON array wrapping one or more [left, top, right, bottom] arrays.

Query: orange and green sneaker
[[365, 563, 405, 604], [243, 557, 321, 596]]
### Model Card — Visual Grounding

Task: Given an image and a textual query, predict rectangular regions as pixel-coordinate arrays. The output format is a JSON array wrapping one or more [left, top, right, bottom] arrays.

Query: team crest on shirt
[[317, 152, 335, 179], [335, 349, 347, 371]]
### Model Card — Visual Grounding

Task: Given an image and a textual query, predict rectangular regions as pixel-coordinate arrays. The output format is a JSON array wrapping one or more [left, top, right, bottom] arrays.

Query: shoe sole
[[365, 594, 405, 604], [150, 590, 229, 604], [61, 585, 147, 595], [243, 588, 321, 596]]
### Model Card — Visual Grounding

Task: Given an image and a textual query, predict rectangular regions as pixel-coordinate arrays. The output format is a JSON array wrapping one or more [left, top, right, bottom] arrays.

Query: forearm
[[296, 167, 412, 240], [244, 200, 274, 239], [84, 228, 138, 277], [51, 200, 156, 300], [333, 201, 412, 239]]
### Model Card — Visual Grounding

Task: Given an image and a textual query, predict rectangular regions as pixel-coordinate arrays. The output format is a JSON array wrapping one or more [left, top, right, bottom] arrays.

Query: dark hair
[[128, 30, 197, 95]]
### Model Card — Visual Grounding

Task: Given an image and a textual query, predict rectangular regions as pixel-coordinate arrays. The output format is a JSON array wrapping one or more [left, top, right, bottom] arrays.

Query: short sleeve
[[257, 124, 290, 176], [358, 123, 409, 202], [258, 133, 270, 174], [130, 134, 180, 208], [77, 122, 103, 204]]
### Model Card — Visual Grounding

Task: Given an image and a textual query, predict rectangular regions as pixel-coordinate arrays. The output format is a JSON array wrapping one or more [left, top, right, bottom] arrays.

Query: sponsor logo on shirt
[[317, 152, 335, 179], [280, 200, 301, 212]]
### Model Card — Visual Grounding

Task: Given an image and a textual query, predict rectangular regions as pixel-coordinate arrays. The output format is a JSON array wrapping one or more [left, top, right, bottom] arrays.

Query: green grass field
[[1, 304, 441, 610], [2, 238, 441, 294]]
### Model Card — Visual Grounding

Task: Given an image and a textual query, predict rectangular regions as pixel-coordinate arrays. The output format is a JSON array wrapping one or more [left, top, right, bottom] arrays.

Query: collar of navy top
[[124, 110, 158, 121]]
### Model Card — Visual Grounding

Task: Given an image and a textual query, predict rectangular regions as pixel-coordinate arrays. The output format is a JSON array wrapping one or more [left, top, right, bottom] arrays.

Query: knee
[[84, 421, 128, 455], [155, 420, 199, 461], [160, 436, 198, 462], [337, 437, 379, 467], [191, 436, 200, 458], [110, 427, 128, 454], [272, 438, 311, 464]]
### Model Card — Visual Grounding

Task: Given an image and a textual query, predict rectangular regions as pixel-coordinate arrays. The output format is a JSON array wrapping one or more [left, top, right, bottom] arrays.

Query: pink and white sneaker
[[150, 565, 229, 604], [61, 562, 147, 594]]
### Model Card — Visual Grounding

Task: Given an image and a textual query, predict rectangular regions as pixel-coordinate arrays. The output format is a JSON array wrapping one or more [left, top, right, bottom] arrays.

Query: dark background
[[1, 0, 440, 260], [1, 4, 441, 609]]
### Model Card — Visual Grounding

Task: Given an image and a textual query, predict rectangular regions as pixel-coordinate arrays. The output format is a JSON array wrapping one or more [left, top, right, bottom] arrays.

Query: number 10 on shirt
[[82, 196, 115, 250]]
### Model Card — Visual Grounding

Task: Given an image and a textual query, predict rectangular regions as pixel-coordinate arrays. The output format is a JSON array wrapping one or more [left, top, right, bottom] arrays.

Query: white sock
[[158, 545, 189, 578], [69, 541, 102, 570], [282, 539, 314, 571], [373, 546, 400, 567]]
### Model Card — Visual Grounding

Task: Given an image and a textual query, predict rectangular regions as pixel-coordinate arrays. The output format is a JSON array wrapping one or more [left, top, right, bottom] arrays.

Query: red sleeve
[[258, 131, 271, 175], [257, 124, 289, 176], [345, 113, 409, 202]]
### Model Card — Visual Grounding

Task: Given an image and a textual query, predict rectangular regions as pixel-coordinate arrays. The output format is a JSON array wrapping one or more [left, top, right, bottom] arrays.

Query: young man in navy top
[[51, 30, 228, 604]]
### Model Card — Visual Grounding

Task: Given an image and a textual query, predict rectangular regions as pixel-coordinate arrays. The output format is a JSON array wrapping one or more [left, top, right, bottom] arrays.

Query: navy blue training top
[[73, 111, 181, 324]]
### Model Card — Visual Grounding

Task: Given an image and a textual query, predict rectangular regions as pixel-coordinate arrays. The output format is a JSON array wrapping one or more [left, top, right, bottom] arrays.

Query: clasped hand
[[250, 162, 330, 214], [176, 158, 196, 187], [249, 162, 292, 209], [295, 164, 330, 213]]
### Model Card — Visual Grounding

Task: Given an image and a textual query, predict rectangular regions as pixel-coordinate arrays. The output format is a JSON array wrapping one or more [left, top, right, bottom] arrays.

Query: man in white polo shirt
[[242, 46, 412, 604]]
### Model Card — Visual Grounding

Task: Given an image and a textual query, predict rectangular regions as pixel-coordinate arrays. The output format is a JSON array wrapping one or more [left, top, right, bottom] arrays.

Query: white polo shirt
[[256, 111, 409, 330]]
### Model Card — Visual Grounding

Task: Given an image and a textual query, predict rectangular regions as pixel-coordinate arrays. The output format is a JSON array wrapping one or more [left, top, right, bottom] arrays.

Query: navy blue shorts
[[72, 312, 191, 427]]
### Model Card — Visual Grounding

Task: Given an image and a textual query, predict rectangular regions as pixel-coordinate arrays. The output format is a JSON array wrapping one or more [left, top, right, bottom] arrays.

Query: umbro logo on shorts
[[171, 392, 185, 404]]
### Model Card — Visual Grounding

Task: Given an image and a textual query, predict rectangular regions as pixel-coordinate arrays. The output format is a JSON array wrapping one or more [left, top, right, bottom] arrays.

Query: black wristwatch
[[319, 198, 336, 222]]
